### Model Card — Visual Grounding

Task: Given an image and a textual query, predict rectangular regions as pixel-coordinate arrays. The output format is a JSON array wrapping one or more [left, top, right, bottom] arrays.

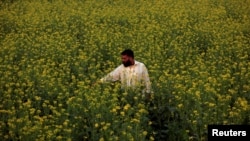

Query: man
[[96, 49, 152, 99]]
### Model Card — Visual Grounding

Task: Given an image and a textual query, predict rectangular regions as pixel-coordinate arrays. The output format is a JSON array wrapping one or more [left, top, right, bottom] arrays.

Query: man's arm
[[92, 66, 121, 87], [99, 65, 122, 83]]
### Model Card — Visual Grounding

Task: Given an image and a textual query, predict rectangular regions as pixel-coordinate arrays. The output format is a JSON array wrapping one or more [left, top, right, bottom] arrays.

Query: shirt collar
[[134, 60, 139, 65]]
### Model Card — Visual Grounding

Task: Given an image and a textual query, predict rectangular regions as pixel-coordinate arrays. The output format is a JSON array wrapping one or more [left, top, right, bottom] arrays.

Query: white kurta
[[100, 60, 151, 94]]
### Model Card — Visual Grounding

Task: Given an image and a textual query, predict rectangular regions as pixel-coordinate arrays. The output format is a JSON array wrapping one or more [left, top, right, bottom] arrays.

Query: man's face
[[121, 55, 133, 67]]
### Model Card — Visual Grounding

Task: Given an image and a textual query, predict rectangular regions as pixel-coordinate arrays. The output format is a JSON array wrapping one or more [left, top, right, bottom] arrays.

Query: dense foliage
[[1, 0, 249, 140]]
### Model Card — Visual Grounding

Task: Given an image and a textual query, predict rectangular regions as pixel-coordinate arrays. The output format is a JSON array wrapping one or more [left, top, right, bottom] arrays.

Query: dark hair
[[121, 49, 134, 58]]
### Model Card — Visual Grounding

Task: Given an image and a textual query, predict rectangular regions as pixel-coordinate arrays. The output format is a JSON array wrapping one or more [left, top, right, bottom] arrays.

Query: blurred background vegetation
[[0, 0, 249, 140]]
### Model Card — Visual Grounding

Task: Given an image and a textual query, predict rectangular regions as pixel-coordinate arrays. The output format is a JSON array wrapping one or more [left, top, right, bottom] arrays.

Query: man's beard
[[123, 60, 133, 67]]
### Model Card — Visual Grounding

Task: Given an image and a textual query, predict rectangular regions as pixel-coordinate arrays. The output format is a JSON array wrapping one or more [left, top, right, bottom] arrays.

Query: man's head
[[121, 49, 134, 67]]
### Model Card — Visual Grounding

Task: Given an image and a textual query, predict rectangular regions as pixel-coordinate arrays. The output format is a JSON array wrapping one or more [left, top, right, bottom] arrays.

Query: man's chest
[[121, 66, 143, 76]]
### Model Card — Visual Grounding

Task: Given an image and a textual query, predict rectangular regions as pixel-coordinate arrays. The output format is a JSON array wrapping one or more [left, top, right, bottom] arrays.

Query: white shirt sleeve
[[100, 65, 122, 83], [141, 64, 152, 94]]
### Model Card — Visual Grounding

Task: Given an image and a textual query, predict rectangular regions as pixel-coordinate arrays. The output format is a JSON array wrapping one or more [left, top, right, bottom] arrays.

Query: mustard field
[[0, 0, 249, 140]]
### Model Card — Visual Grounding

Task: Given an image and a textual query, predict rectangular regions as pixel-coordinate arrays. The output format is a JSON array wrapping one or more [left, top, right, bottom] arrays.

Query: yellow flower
[[0, 110, 11, 114], [56, 136, 63, 140], [131, 118, 140, 123], [102, 125, 108, 130], [29, 108, 36, 115], [148, 121, 152, 125], [120, 111, 125, 116], [123, 104, 131, 111], [149, 136, 154, 141], [111, 108, 117, 113], [138, 103, 145, 109], [177, 104, 183, 108], [4, 135, 9, 139], [101, 122, 105, 125], [122, 92, 128, 96], [139, 108, 148, 114], [63, 120, 69, 126], [143, 131, 148, 136], [208, 103, 215, 107], [95, 123, 99, 128], [192, 120, 197, 124], [127, 125, 132, 130], [35, 96, 41, 101]]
